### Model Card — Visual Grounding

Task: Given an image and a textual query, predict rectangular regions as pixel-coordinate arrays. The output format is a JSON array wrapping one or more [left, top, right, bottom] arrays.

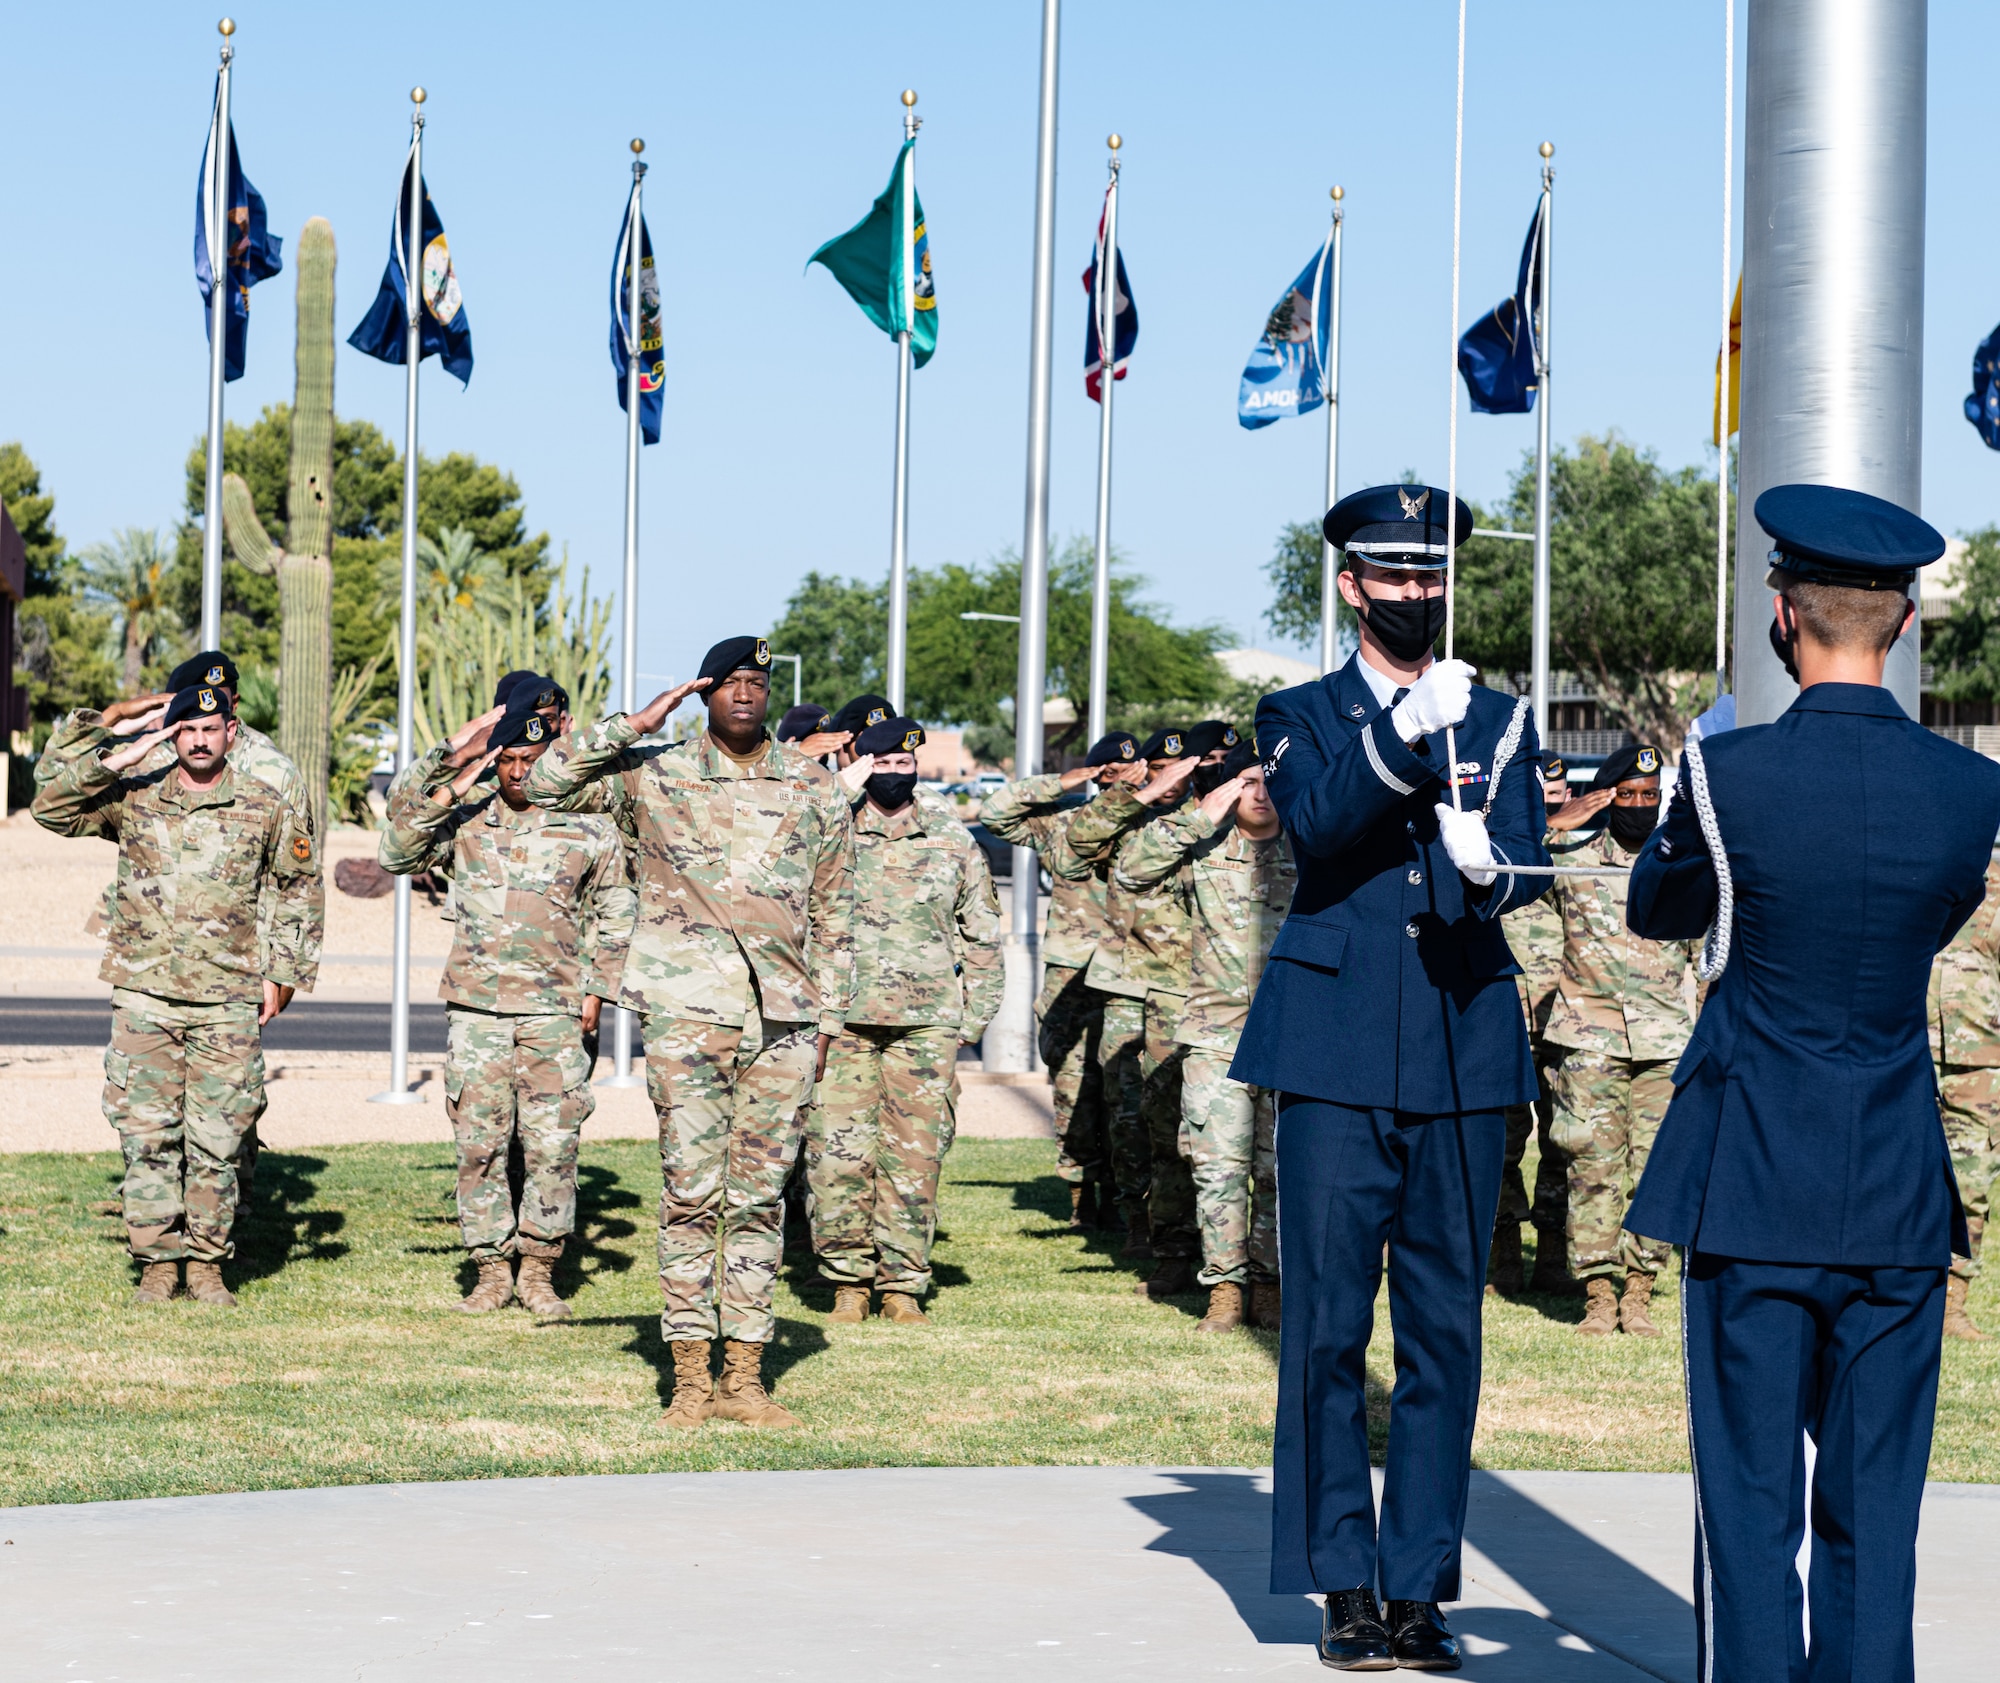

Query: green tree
[[0, 442, 68, 594], [14, 595, 119, 739], [766, 572, 888, 707], [78, 529, 182, 695], [1925, 526, 2000, 702]]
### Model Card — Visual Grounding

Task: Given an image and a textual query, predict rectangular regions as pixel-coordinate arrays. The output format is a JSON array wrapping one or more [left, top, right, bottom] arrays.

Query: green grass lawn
[[2, 1137, 1996, 1508]]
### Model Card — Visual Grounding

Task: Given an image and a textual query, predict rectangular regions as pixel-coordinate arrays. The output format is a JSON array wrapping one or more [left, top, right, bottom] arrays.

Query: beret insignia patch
[[1636, 747, 1661, 774], [755, 638, 771, 667], [1164, 733, 1183, 757], [205, 665, 225, 685], [291, 835, 312, 862], [902, 729, 922, 752], [198, 688, 218, 713], [1223, 726, 1240, 747], [526, 717, 547, 743], [866, 706, 888, 727], [1119, 740, 1135, 760]]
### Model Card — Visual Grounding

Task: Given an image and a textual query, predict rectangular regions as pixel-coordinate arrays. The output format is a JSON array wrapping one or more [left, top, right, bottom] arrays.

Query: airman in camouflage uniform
[[979, 730, 1149, 1227], [810, 718, 1003, 1324], [1928, 850, 2000, 1340], [380, 696, 634, 1320], [1116, 742, 1295, 1332], [1541, 746, 1696, 1338], [32, 684, 321, 1307], [527, 637, 854, 1429], [1064, 721, 1242, 1299]]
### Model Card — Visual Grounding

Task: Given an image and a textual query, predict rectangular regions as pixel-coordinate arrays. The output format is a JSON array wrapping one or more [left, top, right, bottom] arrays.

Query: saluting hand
[[837, 753, 875, 796], [445, 705, 506, 767], [796, 730, 852, 759], [440, 746, 502, 804], [1547, 787, 1615, 833], [1198, 774, 1248, 824], [102, 722, 177, 774], [630, 677, 713, 737], [1137, 756, 1199, 806], [104, 696, 172, 738]]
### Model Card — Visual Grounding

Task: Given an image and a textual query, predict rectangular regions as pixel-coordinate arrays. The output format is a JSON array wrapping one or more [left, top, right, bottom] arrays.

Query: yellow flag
[[1713, 272, 1742, 445]]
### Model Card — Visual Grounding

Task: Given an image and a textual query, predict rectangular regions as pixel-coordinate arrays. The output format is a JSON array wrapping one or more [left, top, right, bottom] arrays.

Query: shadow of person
[[554, 1161, 641, 1301], [230, 1152, 345, 1283], [1128, 1470, 1320, 1645]]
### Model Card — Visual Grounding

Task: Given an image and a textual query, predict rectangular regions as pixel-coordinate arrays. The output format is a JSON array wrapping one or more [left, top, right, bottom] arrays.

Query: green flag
[[809, 138, 936, 368]]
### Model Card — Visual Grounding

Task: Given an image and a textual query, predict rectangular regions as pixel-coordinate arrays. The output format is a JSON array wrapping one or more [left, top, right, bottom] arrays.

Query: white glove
[[1390, 659, 1475, 743], [1434, 801, 1499, 887]]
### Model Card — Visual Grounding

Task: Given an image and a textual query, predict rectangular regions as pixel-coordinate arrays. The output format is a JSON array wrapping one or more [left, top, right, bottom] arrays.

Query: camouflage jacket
[[1116, 804, 1297, 1054], [846, 794, 1005, 1036], [978, 774, 1113, 973], [1503, 888, 1565, 1037], [1064, 785, 1192, 999], [379, 768, 635, 1017], [1930, 853, 2000, 1068], [1542, 828, 1697, 1061], [525, 718, 856, 1033], [30, 717, 323, 1004]]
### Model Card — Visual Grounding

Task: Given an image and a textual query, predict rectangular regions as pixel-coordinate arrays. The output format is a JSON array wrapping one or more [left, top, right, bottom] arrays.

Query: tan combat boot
[[713, 1339, 801, 1428], [131, 1261, 179, 1305], [1250, 1280, 1282, 1330], [183, 1261, 238, 1307], [1576, 1276, 1619, 1336], [879, 1291, 929, 1325], [1944, 1275, 1991, 1341], [1486, 1222, 1524, 1296], [1196, 1282, 1244, 1333], [455, 1256, 515, 1314], [1620, 1271, 1662, 1338], [515, 1253, 572, 1322], [660, 1340, 715, 1429], [828, 1286, 870, 1324]]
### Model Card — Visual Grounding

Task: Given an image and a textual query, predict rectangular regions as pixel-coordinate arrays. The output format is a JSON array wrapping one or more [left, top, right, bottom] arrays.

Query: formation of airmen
[[23, 478, 2000, 1675]]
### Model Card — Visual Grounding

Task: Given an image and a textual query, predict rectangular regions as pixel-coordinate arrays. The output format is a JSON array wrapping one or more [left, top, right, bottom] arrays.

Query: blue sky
[[6, 2, 1999, 694]]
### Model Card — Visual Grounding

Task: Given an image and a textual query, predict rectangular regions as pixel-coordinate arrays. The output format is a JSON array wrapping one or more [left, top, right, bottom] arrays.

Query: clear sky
[[6, 2, 1998, 697]]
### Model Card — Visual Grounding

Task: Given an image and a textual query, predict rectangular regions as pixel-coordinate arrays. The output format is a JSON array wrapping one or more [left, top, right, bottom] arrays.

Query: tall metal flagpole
[[988, 0, 1061, 1077], [1086, 134, 1122, 747], [1530, 144, 1555, 744], [1442, 0, 1468, 806], [886, 90, 920, 714], [1319, 186, 1345, 676], [604, 139, 647, 1091], [373, 88, 429, 1106], [200, 17, 237, 653], [1714, 0, 1736, 702]]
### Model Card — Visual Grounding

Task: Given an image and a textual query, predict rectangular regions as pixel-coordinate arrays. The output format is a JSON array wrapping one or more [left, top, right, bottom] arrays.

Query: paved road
[[0, 997, 451, 1055]]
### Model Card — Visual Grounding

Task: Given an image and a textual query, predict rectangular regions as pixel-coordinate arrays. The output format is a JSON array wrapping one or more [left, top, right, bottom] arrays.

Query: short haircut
[[1775, 568, 1911, 655]]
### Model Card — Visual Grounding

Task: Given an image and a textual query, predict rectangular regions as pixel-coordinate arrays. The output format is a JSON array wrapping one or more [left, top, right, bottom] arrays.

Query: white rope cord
[[1683, 735, 1734, 979], [1442, 0, 1468, 811], [1481, 693, 1532, 818], [1713, 0, 1735, 697]]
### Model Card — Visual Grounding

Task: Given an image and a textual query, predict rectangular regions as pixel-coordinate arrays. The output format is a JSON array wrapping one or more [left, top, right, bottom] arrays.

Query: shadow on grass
[[231, 1152, 346, 1284], [556, 1162, 642, 1302]]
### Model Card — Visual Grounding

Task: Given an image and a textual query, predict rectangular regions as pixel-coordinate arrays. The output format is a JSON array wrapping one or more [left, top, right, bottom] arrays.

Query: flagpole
[[886, 90, 920, 715], [1319, 185, 1345, 676], [1086, 135, 1122, 747], [1442, 0, 1467, 808], [374, 87, 428, 1106], [200, 17, 237, 653], [989, 0, 1061, 1078], [1530, 144, 1555, 745], [605, 138, 647, 1091], [1714, 0, 1736, 703]]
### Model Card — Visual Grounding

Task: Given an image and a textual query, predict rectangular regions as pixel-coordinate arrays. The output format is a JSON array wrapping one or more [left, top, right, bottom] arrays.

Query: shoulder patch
[[291, 835, 313, 862]]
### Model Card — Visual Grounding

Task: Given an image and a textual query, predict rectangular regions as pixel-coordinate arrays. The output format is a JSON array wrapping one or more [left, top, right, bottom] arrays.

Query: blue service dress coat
[[1231, 655, 1551, 1110]]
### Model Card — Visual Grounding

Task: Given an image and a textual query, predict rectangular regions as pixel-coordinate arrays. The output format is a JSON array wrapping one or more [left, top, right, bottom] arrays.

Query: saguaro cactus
[[223, 216, 336, 833]]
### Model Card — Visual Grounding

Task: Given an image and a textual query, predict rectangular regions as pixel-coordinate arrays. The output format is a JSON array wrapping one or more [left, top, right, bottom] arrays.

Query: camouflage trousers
[[443, 1007, 594, 1262], [1498, 1044, 1569, 1235], [1037, 964, 1108, 1187], [1938, 1064, 2000, 1281], [1550, 1048, 1675, 1282], [101, 989, 265, 1262], [1100, 995, 1150, 1227], [1179, 1048, 1278, 1287], [645, 1011, 818, 1345], [807, 1023, 960, 1295], [1137, 995, 1198, 1259]]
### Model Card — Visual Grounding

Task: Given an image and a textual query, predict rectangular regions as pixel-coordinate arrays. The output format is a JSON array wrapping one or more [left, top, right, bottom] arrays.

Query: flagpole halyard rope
[[1443, 0, 1468, 811], [1714, 0, 1736, 701]]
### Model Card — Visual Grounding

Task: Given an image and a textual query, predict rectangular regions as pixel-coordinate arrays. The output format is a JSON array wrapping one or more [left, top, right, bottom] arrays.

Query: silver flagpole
[[1086, 134, 1121, 747], [200, 17, 237, 652], [1714, 0, 1736, 702], [886, 90, 920, 714], [1319, 185, 1345, 676], [1530, 145, 1555, 745], [605, 139, 648, 1091], [987, 0, 1061, 1078], [373, 88, 428, 1106]]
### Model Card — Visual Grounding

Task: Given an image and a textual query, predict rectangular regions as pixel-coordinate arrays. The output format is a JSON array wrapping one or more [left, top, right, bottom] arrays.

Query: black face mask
[[1606, 805, 1658, 849], [1769, 613, 1800, 682], [1190, 763, 1228, 797], [1356, 591, 1447, 663], [864, 771, 918, 811]]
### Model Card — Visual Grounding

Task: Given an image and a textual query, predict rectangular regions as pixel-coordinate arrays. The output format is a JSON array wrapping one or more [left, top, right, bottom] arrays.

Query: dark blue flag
[[610, 185, 663, 445], [1965, 323, 2000, 449], [192, 79, 282, 383], [1237, 234, 1335, 429], [347, 144, 473, 386], [1458, 198, 1545, 415], [1082, 188, 1137, 402]]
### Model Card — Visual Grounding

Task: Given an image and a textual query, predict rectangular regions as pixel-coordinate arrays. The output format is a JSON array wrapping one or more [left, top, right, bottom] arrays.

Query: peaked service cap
[[1754, 484, 1946, 590], [1324, 483, 1475, 570]]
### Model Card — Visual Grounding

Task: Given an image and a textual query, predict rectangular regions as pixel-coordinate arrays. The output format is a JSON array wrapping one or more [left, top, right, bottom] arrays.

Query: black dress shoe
[[1317, 1587, 1396, 1670], [1385, 1600, 1461, 1671]]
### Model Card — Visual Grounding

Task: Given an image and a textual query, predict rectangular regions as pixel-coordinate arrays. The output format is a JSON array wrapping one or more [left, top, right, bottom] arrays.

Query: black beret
[[697, 636, 773, 687], [1221, 740, 1261, 779], [493, 669, 539, 708], [1086, 731, 1140, 768], [1137, 726, 1189, 761], [166, 650, 239, 692], [1536, 752, 1568, 783], [1590, 744, 1664, 792], [856, 716, 926, 756], [489, 700, 556, 752], [776, 703, 833, 743], [508, 674, 567, 714], [165, 683, 233, 725], [1323, 483, 1475, 569], [830, 693, 895, 735], [1755, 484, 1945, 589], [1182, 719, 1241, 758]]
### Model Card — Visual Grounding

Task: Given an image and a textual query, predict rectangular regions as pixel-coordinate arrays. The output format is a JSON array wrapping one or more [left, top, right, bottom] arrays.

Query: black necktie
[[1390, 687, 1410, 708]]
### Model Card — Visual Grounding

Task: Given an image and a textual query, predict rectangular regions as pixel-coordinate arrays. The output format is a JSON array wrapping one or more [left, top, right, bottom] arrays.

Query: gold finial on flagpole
[[1331, 185, 1344, 201], [218, 17, 235, 35], [1540, 141, 1554, 159], [411, 86, 427, 105], [1107, 133, 1122, 151], [902, 89, 918, 107], [631, 138, 645, 155]]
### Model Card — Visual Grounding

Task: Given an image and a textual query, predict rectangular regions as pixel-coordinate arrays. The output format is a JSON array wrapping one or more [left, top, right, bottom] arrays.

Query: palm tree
[[78, 528, 180, 695]]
